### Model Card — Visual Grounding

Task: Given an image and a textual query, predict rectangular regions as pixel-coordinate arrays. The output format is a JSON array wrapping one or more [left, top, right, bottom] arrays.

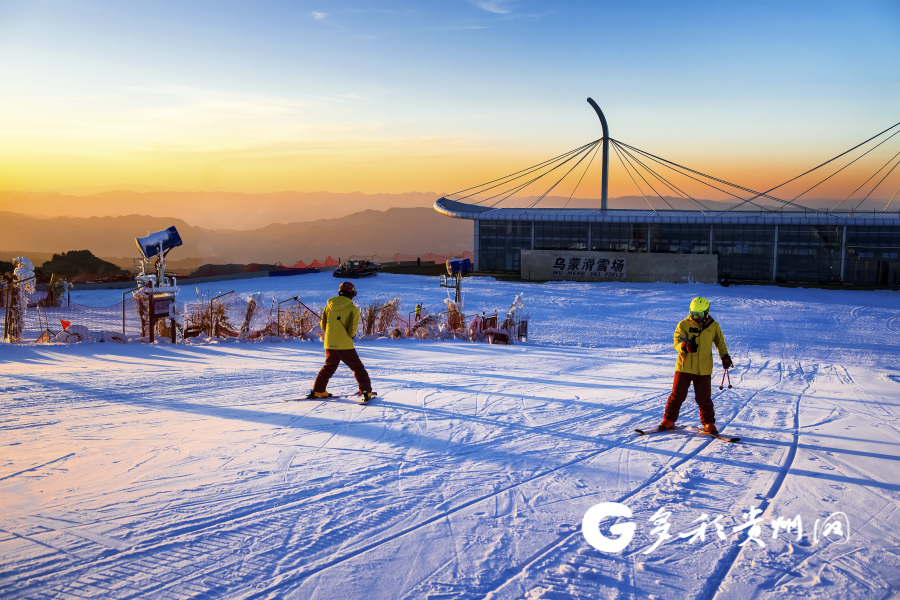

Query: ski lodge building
[[434, 101, 900, 288]]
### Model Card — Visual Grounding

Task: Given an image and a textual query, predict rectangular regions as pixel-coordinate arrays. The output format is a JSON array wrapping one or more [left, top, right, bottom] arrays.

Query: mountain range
[[0, 191, 439, 231], [0, 207, 473, 269]]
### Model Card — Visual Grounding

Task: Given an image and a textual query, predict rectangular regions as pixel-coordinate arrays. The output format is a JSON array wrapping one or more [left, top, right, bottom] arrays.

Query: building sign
[[551, 255, 627, 279]]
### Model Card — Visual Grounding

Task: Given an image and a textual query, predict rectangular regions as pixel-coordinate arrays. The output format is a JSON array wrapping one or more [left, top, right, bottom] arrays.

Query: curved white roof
[[434, 197, 900, 226]]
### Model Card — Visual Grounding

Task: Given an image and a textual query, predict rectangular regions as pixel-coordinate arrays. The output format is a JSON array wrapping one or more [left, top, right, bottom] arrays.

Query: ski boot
[[701, 423, 719, 435], [658, 419, 677, 431], [306, 390, 333, 399]]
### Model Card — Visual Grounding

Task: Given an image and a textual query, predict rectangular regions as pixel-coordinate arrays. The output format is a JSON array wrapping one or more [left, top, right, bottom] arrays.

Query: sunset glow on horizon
[[0, 1, 898, 207]]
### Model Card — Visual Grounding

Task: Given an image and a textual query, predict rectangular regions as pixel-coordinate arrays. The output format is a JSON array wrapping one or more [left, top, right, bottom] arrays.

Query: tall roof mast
[[586, 97, 609, 210]]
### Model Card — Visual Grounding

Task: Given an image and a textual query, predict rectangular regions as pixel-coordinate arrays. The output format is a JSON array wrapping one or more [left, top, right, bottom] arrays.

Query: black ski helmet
[[338, 281, 357, 298]]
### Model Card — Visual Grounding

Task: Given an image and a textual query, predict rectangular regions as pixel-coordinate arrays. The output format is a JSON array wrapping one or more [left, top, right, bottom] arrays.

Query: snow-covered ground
[[2, 273, 899, 599]]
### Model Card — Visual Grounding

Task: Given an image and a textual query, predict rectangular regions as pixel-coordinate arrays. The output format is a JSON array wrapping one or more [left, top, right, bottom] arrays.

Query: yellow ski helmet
[[689, 296, 710, 318]]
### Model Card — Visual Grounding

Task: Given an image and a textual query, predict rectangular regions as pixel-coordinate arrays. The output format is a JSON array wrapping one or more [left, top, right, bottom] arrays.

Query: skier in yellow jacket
[[658, 296, 732, 435], [308, 281, 374, 401]]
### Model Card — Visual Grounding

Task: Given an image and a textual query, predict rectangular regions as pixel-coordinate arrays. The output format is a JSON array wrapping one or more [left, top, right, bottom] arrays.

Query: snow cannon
[[441, 258, 472, 304], [134, 226, 182, 342], [446, 258, 472, 276], [136, 226, 183, 259], [135, 226, 182, 291]]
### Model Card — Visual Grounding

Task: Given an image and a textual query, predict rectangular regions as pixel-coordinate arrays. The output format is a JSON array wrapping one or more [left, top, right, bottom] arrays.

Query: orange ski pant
[[664, 371, 715, 426], [313, 349, 371, 394]]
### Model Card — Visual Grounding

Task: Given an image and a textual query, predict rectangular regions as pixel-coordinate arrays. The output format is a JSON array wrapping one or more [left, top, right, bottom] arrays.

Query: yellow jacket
[[321, 295, 359, 350], [673, 316, 728, 376]]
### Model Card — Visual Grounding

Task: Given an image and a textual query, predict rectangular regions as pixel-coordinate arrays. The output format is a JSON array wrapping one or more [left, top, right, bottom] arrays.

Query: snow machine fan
[[135, 226, 182, 288], [440, 257, 473, 304]]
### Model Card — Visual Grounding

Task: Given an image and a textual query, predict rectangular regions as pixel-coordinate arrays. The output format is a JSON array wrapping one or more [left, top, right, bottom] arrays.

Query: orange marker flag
[[60, 319, 71, 331]]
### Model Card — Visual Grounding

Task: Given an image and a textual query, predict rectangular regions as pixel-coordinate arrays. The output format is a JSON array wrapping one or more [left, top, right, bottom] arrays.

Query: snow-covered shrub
[[280, 302, 319, 338], [443, 298, 465, 333], [376, 297, 401, 333], [239, 293, 263, 340], [4, 257, 36, 342], [410, 313, 442, 340], [184, 290, 236, 338], [360, 301, 381, 336], [500, 292, 529, 344]]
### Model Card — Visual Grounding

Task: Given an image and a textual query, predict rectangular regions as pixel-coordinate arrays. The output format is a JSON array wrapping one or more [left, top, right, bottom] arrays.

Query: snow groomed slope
[[1, 274, 898, 599]]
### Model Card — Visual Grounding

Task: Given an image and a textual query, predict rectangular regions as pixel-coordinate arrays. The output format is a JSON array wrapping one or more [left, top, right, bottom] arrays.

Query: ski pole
[[719, 369, 733, 390]]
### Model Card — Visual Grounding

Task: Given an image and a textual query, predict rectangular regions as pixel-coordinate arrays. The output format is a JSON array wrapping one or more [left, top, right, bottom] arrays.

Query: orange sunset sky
[[0, 0, 898, 213]]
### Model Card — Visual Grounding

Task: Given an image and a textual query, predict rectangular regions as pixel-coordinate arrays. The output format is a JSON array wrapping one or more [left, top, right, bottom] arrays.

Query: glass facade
[[474, 216, 900, 287], [650, 224, 711, 254], [590, 222, 648, 252], [776, 225, 843, 283], [712, 224, 776, 281], [844, 226, 900, 285], [534, 222, 589, 250], [478, 220, 532, 272]]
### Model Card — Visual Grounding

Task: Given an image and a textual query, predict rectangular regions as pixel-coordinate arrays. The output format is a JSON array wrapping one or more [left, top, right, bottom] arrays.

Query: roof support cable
[[851, 150, 900, 211], [451, 141, 599, 204], [791, 127, 900, 212], [564, 141, 602, 209], [617, 140, 814, 213], [615, 140, 774, 212], [486, 142, 599, 208], [613, 140, 657, 213], [721, 120, 900, 213], [474, 142, 595, 205], [612, 140, 713, 214], [529, 140, 602, 208], [884, 184, 900, 212], [613, 142, 676, 209]]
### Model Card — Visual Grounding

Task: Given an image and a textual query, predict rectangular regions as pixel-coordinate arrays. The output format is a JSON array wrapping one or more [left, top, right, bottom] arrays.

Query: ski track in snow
[[1, 274, 899, 600]]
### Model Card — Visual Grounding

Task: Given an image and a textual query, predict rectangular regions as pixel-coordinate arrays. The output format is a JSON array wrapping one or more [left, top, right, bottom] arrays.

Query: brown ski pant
[[664, 371, 715, 426], [313, 348, 371, 393]]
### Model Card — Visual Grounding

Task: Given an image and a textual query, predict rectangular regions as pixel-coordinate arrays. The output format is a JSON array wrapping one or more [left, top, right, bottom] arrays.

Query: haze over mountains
[[0, 207, 473, 269], [0, 191, 439, 231]]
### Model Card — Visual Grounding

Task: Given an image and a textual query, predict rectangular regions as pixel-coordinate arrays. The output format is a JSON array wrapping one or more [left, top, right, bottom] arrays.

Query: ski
[[634, 425, 684, 436], [285, 392, 378, 403], [690, 426, 740, 443]]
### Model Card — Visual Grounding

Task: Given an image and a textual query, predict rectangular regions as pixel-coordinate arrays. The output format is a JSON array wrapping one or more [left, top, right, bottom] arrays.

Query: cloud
[[310, 11, 327, 21], [470, 0, 515, 14]]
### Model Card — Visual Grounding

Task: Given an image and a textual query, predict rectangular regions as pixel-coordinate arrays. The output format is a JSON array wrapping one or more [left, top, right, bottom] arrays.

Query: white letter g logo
[[582, 502, 636, 553]]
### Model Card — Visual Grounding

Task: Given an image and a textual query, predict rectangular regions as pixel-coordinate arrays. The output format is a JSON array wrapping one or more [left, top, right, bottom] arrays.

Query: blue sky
[[0, 0, 897, 197]]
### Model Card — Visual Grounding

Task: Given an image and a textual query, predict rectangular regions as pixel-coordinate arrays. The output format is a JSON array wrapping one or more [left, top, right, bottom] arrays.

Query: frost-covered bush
[[360, 301, 381, 336], [239, 293, 263, 340], [4, 257, 36, 342], [443, 298, 465, 332], [45, 274, 73, 307]]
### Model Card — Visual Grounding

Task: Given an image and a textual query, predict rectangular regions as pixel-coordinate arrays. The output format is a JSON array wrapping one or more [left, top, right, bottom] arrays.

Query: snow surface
[[2, 273, 899, 599]]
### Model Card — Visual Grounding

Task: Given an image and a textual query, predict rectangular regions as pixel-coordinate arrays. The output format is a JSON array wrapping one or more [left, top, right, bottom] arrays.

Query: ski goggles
[[690, 310, 706, 319]]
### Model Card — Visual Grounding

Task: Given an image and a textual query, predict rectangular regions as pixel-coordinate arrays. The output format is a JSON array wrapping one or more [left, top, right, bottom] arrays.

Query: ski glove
[[721, 354, 733, 369], [680, 337, 699, 354]]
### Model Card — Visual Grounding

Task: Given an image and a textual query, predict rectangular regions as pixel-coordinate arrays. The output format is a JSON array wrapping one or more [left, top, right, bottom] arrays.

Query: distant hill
[[0, 207, 473, 266], [35, 250, 129, 283], [0, 191, 439, 231]]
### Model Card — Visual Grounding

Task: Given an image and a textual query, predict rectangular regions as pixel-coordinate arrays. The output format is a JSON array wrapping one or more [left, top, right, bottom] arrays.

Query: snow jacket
[[321, 295, 359, 350], [673, 315, 729, 376]]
